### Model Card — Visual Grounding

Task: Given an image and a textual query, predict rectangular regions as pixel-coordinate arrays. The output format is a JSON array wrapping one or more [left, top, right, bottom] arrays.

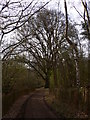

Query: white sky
[[38, 0, 89, 23]]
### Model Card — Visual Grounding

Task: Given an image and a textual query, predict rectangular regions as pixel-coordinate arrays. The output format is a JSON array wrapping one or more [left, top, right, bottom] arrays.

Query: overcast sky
[[1, 0, 89, 41], [38, 0, 89, 23]]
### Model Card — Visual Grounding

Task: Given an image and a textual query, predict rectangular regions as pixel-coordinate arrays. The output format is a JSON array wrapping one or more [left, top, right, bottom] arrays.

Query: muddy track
[[17, 88, 58, 118]]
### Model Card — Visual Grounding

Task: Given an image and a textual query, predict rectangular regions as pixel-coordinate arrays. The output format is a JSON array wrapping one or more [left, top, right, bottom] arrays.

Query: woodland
[[0, 0, 90, 118]]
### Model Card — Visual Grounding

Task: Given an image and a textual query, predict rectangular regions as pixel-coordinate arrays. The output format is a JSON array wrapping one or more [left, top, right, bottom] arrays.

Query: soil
[[18, 88, 58, 118]]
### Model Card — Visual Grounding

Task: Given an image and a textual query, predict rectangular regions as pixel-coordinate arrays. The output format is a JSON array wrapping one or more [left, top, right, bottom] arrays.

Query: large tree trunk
[[45, 76, 50, 88]]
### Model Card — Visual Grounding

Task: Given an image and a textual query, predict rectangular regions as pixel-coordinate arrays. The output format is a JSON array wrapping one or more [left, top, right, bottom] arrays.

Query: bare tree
[[5, 8, 78, 88], [81, 0, 90, 117], [0, 0, 51, 45], [64, 0, 80, 87]]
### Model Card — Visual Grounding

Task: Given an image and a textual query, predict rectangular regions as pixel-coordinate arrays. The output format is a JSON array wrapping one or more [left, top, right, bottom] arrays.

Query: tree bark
[[45, 76, 50, 88]]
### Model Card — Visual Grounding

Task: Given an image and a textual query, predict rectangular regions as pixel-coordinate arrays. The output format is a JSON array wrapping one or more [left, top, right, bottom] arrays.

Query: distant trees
[[2, 55, 43, 94], [2, 55, 44, 116]]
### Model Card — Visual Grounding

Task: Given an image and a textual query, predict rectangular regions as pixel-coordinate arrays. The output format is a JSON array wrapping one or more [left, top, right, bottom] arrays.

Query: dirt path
[[18, 88, 57, 118]]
